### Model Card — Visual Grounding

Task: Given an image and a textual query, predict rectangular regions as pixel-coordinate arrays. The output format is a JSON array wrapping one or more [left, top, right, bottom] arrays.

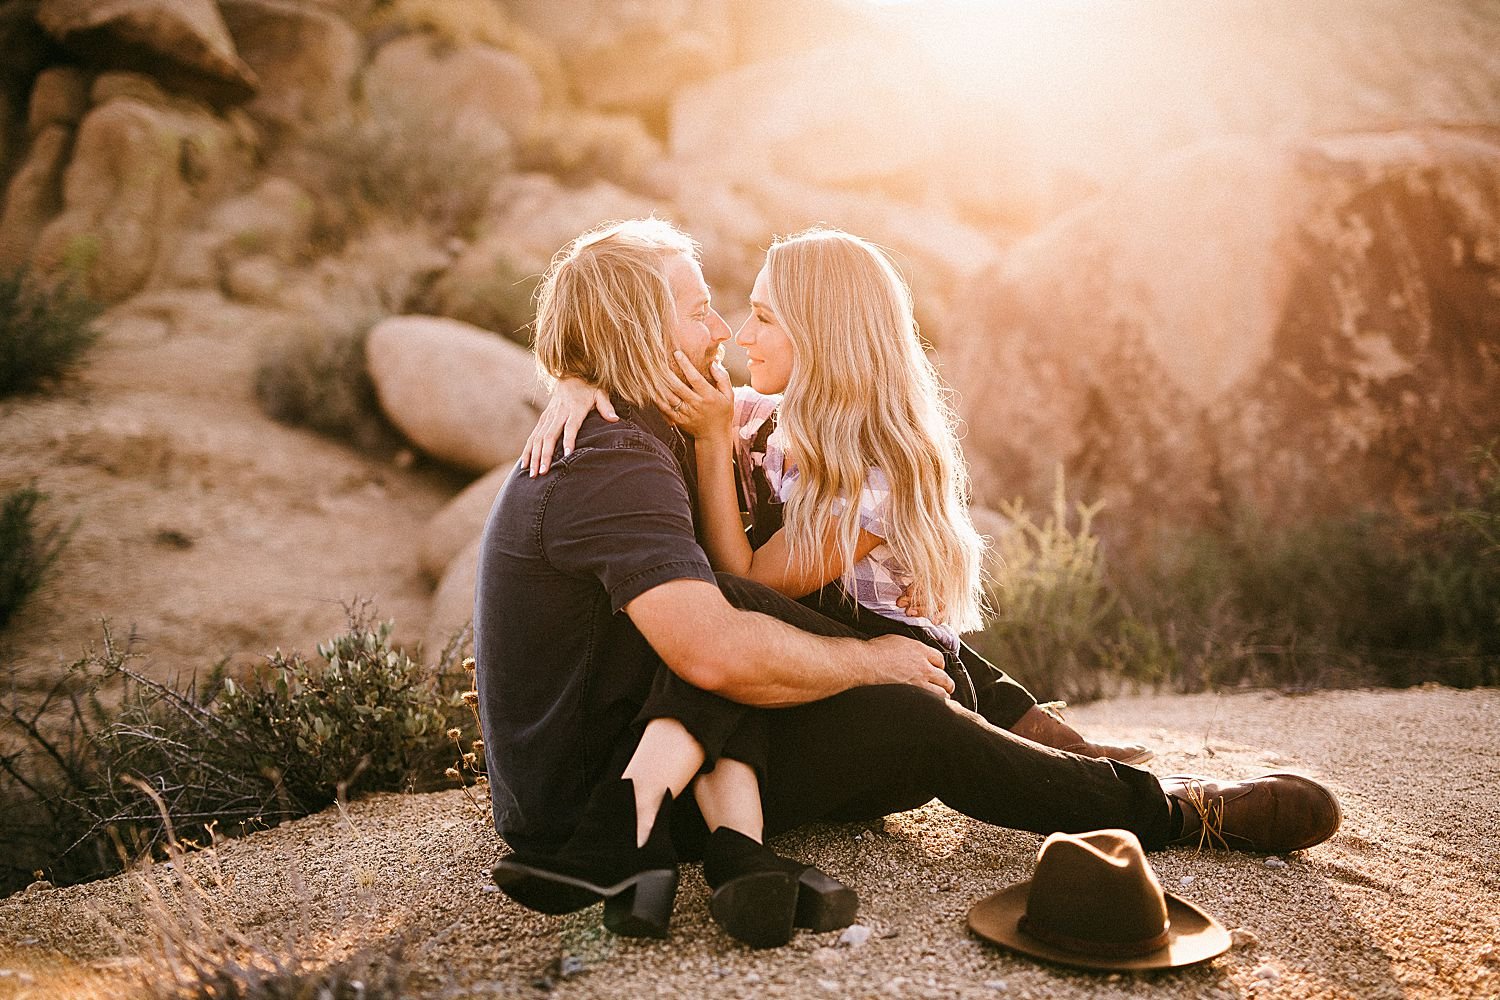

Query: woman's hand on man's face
[[522, 377, 617, 477], [659, 351, 733, 440]]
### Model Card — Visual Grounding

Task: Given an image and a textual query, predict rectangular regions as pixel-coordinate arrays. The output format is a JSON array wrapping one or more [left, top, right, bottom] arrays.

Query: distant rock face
[[670, 42, 938, 191], [36, 0, 258, 108], [27, 77, 256, 301], [219, 0, 360, 134], [366, 315, 546, 473], [507, 0, 731, 115], [361, 34, 541, 166], [429, 173, 661, 338], [948, 129, 1500, 540]]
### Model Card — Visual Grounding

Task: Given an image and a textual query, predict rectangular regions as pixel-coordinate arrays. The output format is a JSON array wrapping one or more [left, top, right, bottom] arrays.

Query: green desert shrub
[[0, 484, 73, 629], [0, 266, 102, 397], [1114, 443, 1500, 692], [0, 609, 471, 894], [253, 318, 404, 455], [302, 106, 503, 240], [971, 467, 1121, 702], [973, 448, 1500, 699]]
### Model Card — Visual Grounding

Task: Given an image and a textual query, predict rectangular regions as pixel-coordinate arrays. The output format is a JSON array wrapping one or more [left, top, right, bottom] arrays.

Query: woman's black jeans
[[634, 573, 1174, 853]]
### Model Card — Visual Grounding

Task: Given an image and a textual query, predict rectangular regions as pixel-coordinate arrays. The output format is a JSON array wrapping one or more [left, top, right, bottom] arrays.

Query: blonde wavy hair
[[766, 228, 985, 632], [533, 218, 698, 409]]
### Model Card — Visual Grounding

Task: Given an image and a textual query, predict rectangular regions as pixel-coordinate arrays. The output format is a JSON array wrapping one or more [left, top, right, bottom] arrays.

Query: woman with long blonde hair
[[530, 227, 1150, 756]]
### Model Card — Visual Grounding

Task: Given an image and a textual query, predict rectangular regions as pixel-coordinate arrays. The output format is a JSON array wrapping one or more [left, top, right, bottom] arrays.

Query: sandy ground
[[1, 685, 1496, 999], [0, 288, 459, 696]]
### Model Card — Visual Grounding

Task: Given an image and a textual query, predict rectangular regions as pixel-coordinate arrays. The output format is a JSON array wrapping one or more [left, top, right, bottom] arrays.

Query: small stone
[[983, 980, 1009, 991], [1231, 928, 1261, 949], [1263, 857, 1288, 868], [882, 977, 907, 994], [480, 883, 499, 893], [1179, 875, 1196, 886], [1252, 964, 1280, 982], [558, 956, 584, 978], [838, 924, 873, 948], [744, 972, 761, 983], [818, 979, 840, 992]]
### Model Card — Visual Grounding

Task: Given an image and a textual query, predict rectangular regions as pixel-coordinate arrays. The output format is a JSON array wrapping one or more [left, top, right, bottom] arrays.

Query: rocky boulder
[[428, 173, 661, 338], [947, 129, 1500, 544], [670, 41, 938, 192], [426, 536, 480, 659], [365, 315, 545, 473], [0, 120, 70, 269], [219, 0, 361, 135], [37, 0, 258, 108], [507, 0, 731, 115], [27, 75, 256, 302], [420, 464, 508, 581], [361, 34, 541, 166]]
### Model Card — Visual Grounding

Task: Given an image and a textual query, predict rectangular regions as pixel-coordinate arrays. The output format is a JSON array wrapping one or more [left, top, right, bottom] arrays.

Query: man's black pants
[[635, 573, 1174, 853]]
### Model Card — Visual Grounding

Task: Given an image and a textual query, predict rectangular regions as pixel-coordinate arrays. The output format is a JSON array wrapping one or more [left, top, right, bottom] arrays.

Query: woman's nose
[[735, 317, 754, 346]]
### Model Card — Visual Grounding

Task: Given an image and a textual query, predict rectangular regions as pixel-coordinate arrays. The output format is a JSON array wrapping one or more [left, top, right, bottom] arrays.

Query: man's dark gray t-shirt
[[473, 403, 716, 854]]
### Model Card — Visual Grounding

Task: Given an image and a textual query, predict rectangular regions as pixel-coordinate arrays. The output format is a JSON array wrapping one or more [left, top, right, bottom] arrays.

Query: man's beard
[[699, 344, 724, 378]]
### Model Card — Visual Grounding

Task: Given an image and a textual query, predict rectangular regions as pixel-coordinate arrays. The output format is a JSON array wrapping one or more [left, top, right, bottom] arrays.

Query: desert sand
[[2, 685, 1496, 999]]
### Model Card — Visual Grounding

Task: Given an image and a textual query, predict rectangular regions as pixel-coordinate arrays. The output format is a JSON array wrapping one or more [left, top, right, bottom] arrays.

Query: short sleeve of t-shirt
[[541, 441, 716, 612]]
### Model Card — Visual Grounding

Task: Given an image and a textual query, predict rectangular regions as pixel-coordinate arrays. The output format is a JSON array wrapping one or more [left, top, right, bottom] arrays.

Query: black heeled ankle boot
[[703, 827, 859, 948], [492, 778, 679, 938]]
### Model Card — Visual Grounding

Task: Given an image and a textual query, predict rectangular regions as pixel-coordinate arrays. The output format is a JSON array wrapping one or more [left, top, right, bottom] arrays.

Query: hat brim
[[968, 881, 1231, 972]]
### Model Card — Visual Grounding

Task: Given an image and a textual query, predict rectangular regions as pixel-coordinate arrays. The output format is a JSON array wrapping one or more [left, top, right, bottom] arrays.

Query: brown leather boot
[[1163, 773, 1342, 853], [1009, 702, 1154, 766]]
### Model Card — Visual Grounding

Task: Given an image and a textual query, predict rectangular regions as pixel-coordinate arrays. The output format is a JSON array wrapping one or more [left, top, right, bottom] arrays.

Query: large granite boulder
[[947, 129, 1500, 542], [36, 0, 258, 108], [507, 0, 731, 115], [365, 315, 545, 473], [670, 41, 937, 191], [427, 173, 661, 338], [361, 34, 541, 165], [1, 0, 66, 180], [426, 536, 480, 659], [219, 0, 361, 135], [0, 121, 70, 270], [420, 464, 508, 581], [28, 75, 256, 301]]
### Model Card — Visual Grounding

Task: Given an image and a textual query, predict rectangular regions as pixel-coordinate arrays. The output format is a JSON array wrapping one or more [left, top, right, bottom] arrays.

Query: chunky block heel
[[709, 870, 799, 949], [793, 867, 859, 932], [602, 867, 679, 938]]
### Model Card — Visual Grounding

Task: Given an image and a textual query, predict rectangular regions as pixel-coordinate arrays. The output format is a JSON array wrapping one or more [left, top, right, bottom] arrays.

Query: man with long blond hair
[[476, 218, 1341, 949]]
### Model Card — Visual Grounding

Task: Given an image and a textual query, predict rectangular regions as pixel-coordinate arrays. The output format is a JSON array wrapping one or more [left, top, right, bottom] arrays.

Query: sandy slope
[[1, 686, 1496, 999], [0, 289, 457, 695]]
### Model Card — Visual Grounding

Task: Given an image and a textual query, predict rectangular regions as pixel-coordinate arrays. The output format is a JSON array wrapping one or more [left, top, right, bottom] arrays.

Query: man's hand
[[522, 378, 616, 477], [862, 634, 953, 699]]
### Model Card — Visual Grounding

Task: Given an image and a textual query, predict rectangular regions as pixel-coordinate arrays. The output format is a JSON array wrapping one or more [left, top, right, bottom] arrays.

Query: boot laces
[[1036, 700, 1069, 723], [1178, 778, 1231, 852]]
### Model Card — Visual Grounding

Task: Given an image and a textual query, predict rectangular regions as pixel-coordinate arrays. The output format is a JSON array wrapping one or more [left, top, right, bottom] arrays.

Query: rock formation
[[948, 129, 1500, 545], [365, 315, 545, 474], [36, 0, 258, 108]]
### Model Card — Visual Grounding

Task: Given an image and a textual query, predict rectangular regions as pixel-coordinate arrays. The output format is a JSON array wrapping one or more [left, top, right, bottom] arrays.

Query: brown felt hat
[[968, 829, 1230, 971]]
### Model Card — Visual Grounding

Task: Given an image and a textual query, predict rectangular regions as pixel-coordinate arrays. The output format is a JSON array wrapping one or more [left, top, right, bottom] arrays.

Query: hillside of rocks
[[1, 0, 1499, 680]]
